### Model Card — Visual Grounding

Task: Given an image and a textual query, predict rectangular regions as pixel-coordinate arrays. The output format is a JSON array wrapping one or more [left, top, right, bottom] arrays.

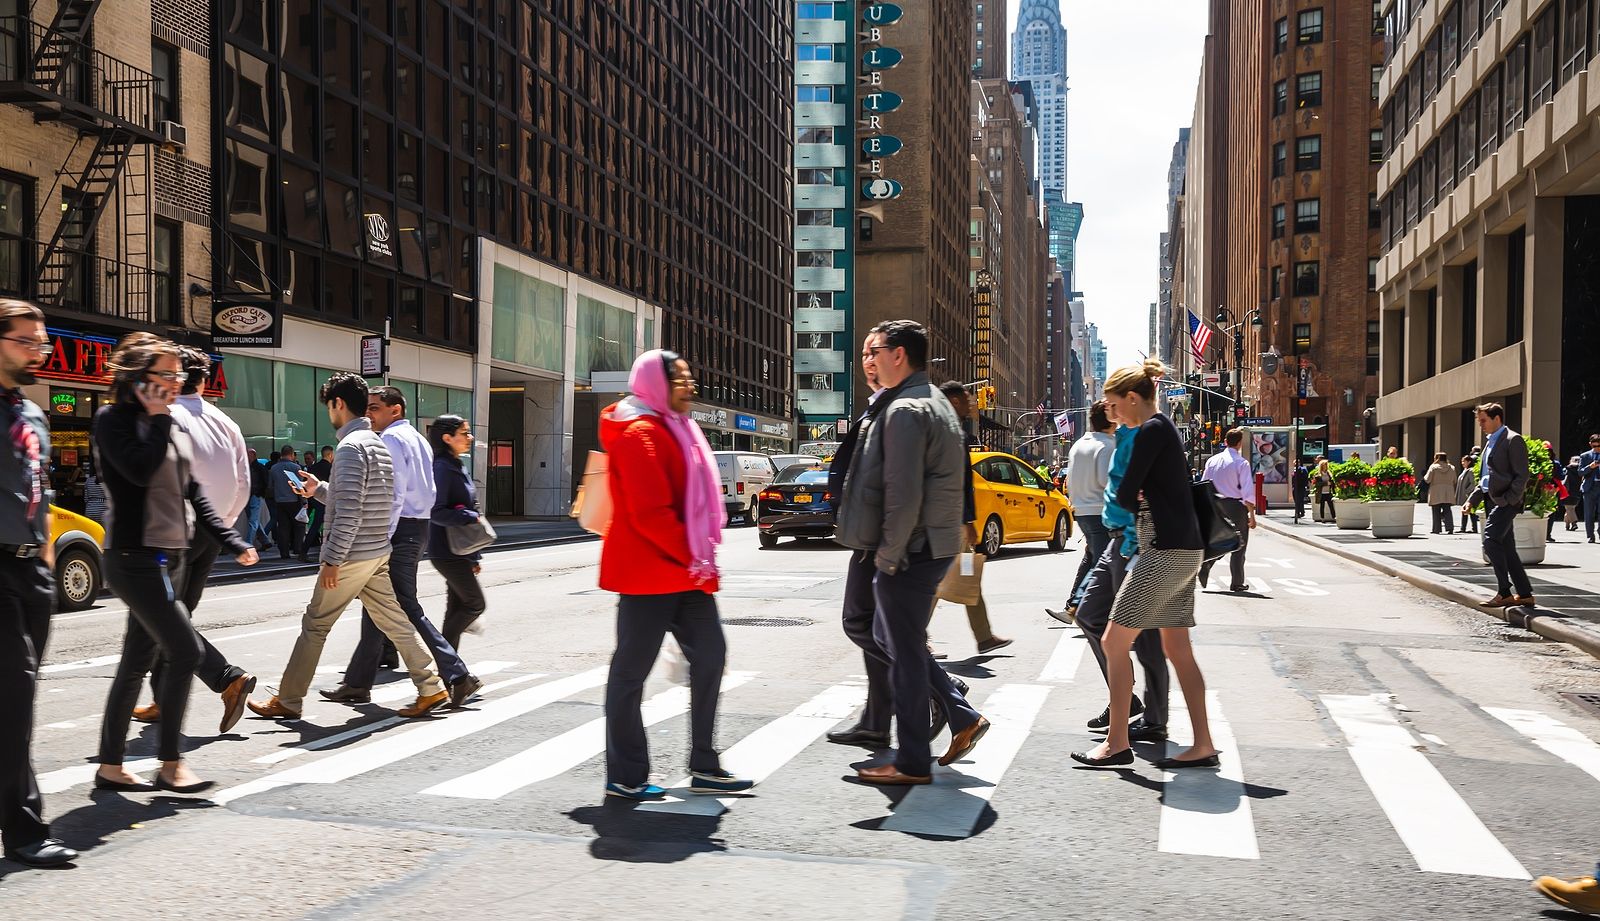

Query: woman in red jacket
[[599, 349, 751, 801]]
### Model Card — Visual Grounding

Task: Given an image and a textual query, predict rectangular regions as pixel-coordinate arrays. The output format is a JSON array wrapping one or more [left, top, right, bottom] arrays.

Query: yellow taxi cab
[[970, 451, 1074, 557], [49, 505, 104, 611]]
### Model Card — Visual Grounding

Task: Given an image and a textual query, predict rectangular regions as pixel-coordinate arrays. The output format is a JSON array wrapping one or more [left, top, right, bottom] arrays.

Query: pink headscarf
[[629, 349, 721, 582]]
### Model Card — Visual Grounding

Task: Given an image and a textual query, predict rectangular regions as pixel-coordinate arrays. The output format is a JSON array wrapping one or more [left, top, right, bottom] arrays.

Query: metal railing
[[0, 16, 156, 134], [28, 240, 157, 323]]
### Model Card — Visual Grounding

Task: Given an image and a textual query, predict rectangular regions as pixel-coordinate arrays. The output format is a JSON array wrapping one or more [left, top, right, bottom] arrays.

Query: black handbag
[[446, 515, 497, 556], [1192, 480, 1242, 561]]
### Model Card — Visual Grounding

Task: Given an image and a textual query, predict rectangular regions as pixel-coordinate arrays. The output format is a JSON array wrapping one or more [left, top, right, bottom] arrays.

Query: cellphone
[[286, 470, 307, 490]]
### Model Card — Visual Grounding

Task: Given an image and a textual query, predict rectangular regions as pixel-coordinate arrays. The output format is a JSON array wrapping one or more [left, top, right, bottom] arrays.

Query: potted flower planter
[[1512, 511, 1548, 564], [1333, 498, 1370, 530], [1366, 500, 1416, 538]]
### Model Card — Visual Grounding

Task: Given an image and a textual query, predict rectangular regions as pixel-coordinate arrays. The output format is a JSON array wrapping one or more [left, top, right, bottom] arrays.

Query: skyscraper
[[1011, 0, 1067, 197]]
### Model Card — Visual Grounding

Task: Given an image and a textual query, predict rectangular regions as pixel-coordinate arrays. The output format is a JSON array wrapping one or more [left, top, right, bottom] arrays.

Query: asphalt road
[[5, 524, 1600, 921]]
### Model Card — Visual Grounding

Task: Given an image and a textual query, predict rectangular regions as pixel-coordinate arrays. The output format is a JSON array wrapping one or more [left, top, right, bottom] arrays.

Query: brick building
[[854, 0, 973, 407]]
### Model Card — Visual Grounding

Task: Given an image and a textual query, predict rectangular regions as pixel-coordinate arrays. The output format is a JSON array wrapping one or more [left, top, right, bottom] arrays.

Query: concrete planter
[[1333, 498, 1370, 530], [1513, 512, 1548, 565], [1366, 500, 1416, 538]]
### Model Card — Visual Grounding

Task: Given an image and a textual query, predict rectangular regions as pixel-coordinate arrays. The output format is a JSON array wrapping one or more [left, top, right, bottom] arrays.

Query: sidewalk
[[1258, 502, 1600, 660], [206, 518, 595, 585]]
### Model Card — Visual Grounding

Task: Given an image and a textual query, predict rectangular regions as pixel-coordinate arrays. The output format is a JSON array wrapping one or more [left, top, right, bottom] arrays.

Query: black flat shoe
[[5, 838, 78, 867], [154, 775, 216, 795], [826, 726, 891, 747], [1127, 720, 1169, 742], [93, 775, 154, 793], [1153, 753, 1223, 769], [1070, 748, 1134, 767]]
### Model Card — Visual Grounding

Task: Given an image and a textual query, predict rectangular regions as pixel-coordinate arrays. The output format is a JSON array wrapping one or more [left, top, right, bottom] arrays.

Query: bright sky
[[1008, 2, 1211, 369]]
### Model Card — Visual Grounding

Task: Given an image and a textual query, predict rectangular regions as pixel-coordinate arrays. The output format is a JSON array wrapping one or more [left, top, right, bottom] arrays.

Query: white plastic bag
[[659, 636, 690, 685]]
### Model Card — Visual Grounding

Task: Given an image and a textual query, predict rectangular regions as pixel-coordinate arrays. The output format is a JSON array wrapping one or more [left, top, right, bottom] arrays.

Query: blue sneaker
[[688, 770, 754, 794], [604, 781, 667, 801]]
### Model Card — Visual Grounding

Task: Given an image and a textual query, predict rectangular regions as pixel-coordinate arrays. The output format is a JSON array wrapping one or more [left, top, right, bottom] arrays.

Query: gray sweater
[[313, 416, 396, 566]]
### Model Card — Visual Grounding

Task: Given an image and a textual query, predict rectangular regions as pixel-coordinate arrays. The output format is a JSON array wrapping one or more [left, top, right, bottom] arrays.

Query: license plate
[[792, 494, 813, 504]]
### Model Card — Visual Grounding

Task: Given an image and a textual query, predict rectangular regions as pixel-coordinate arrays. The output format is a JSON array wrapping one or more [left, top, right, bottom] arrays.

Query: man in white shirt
[[323, 386, 482, 708], [1199, 428, 1256, 593], [132, 346, 258, 733], [1049, 401, 1116, 623]]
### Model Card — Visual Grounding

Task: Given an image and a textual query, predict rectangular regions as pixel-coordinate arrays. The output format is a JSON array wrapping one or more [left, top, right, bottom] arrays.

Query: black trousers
[[1461, 509, 1479, 532], [1483, 503, 1533, 599], [1198, 497, 1250, 591], [1293, 488, 1307, 519], [0, 556, 54, 851], [1431, 503, 1456, 534], [1076, 536, 1169, 728], [431, 556, 486, 649], [604, 590, 726, 787], [841, 549, 893, 733], [273, 501, 304, 559], [148, 528, 244, 697], [304, 499, 326, 551], [869, 553, 981, 775], [1317, 494, 1335, 520], [100, 550, 203, 763], [345, 518, 469, 689]]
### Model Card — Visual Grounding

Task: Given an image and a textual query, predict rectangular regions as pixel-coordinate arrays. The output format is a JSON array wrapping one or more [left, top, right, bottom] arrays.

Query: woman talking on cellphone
[[92, 334, 259, 795]]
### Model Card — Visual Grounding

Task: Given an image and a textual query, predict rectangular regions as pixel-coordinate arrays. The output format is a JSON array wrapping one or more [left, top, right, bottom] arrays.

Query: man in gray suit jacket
[[1463, 401, 1534, 607], [835, 320, 988, 786]]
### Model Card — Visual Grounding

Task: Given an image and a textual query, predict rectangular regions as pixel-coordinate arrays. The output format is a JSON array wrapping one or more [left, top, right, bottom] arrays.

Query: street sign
[[360, 334, 386, 377], [1243, 416, 1274, 426], [1202, 372, 1222, 388]]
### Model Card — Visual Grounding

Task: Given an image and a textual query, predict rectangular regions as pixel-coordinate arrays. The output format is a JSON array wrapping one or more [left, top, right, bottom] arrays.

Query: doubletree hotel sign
[[859, 3, 904, 204]]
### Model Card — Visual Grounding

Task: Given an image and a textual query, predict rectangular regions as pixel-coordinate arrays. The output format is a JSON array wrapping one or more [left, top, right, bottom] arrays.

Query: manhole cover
[[1563, 692, 1600, 718], [722, 616, 814, 627]]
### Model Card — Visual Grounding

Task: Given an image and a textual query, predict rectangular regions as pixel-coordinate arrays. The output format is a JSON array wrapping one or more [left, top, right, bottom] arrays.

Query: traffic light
[[974, 386, 995, 411]]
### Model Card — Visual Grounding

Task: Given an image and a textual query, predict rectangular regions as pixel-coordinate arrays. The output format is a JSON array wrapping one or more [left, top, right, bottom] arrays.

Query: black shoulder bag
[[1192, 479, 1242, 561]]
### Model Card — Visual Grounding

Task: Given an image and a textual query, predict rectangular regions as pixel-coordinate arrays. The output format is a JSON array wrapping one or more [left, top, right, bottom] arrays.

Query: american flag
[[1187, 309, 1212, 365], [1035, 401, 1046, 416]]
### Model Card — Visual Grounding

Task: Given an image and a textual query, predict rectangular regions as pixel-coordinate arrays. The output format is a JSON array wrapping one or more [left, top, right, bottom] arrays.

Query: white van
[[714, 452, 779, 526]]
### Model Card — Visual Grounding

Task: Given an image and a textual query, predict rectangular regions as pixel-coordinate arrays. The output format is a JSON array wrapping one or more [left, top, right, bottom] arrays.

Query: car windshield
[[775, 468, 828, 485]]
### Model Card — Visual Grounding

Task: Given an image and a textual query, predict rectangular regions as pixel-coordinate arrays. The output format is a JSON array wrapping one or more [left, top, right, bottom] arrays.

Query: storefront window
[[490, 264, 562, 371], [274, 360, 320, 455], [218, 353, 276, 454], [575, 294, 634, 382], [447, 387, 471, 418]]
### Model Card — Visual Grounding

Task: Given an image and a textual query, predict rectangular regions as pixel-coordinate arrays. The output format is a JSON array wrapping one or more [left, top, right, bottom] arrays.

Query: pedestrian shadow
[[843, 775, 1001, 840], [942, 658, 1000, 679], [0, 787, 213, 879], [1540, 910, 1593, 920], [566, 803, 726, 864]]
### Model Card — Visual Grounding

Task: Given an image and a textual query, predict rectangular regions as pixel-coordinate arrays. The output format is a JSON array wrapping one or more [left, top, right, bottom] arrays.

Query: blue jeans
[[245, 495, 266, 544], [1070, 514, 1109, 608]]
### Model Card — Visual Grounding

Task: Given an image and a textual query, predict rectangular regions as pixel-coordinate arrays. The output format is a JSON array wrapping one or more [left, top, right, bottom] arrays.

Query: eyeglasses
[[146, 370, 189, 383], [0, 336, 51, 354], [669, 377, 696, 389]]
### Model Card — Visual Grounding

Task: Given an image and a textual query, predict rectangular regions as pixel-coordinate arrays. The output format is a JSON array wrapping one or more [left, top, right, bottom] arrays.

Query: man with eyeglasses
[[1580, 434, 1600, 543], [0, 299, 77, 866]]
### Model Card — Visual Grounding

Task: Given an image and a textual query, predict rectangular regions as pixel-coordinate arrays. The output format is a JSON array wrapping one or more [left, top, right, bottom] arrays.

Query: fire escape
[[0, 0, 161, 322]]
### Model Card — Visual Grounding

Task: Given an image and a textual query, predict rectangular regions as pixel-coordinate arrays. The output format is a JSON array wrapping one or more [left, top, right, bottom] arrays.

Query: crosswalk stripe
[[1159, 690, 1258, 860], [421, 671, 758, 800], [1323, 694, 1529, 880], [252, 672, 545, 766], [368, 660, 520, 704], [1037, 630, 1086, 682], [1483, 707, 1600, 785], [40, 654, 123, 675], [879, 684, 1051, 838], [209, 666, 611, 806], [1245, 576, 1271, 595], [638, 683, 868, 816], [39, 758, 159, 795]]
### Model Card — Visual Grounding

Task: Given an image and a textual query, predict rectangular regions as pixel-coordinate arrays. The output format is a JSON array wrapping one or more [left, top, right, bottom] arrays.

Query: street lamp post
[[1213, 306, 1263, 428]]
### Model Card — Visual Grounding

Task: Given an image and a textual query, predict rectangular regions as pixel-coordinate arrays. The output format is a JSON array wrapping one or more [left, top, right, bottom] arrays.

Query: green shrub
[[1469, 435, 1561, 516], [1360, 457, 1418, 502]]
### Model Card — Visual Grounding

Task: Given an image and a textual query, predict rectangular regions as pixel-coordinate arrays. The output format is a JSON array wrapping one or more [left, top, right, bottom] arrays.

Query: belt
[[0, 543, 43, 558]]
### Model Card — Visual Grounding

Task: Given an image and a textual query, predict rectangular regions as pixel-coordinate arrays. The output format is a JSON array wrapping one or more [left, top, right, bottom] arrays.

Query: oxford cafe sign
[[860, 3, 905, 205]]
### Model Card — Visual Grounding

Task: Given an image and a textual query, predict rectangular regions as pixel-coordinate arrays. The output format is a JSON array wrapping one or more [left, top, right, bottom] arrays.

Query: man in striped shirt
[[1198, 428, 1256, 594]]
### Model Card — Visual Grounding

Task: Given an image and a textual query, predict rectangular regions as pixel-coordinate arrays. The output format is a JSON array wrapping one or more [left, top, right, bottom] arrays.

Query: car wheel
[[758, 531, 779, 549], [982, 516, 1004, 558], [56, 546, 100, 612], [1047, 513, 1069, 552]]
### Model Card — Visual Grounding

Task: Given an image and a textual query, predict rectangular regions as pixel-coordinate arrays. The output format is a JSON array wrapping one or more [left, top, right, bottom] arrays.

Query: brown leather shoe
[[399, 690, 449, 718], [219, 673, 257, 733], [856, 764, 931, 785], [1479, 594, 1516, 608], [131, 703, 161, 723], [1511, 595, 1537, 607], [939, 715, 991, 766], [247, 695, 302, 720]]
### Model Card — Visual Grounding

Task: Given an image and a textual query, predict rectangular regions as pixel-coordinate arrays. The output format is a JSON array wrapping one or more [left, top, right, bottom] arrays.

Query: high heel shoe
[[1070, 747, 1134, 767]]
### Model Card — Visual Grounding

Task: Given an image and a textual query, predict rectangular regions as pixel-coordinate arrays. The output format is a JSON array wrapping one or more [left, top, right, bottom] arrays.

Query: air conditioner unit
[[159, 120, 186, 149]]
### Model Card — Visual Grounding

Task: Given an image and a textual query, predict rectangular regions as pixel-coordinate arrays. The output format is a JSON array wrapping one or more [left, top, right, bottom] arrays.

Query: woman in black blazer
[[427, 415, 487, 648]]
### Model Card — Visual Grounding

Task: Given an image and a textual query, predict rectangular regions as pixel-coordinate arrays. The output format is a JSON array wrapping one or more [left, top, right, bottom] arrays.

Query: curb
[[1257, 516, 1600, 662], [204, 532, 599, 587]]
